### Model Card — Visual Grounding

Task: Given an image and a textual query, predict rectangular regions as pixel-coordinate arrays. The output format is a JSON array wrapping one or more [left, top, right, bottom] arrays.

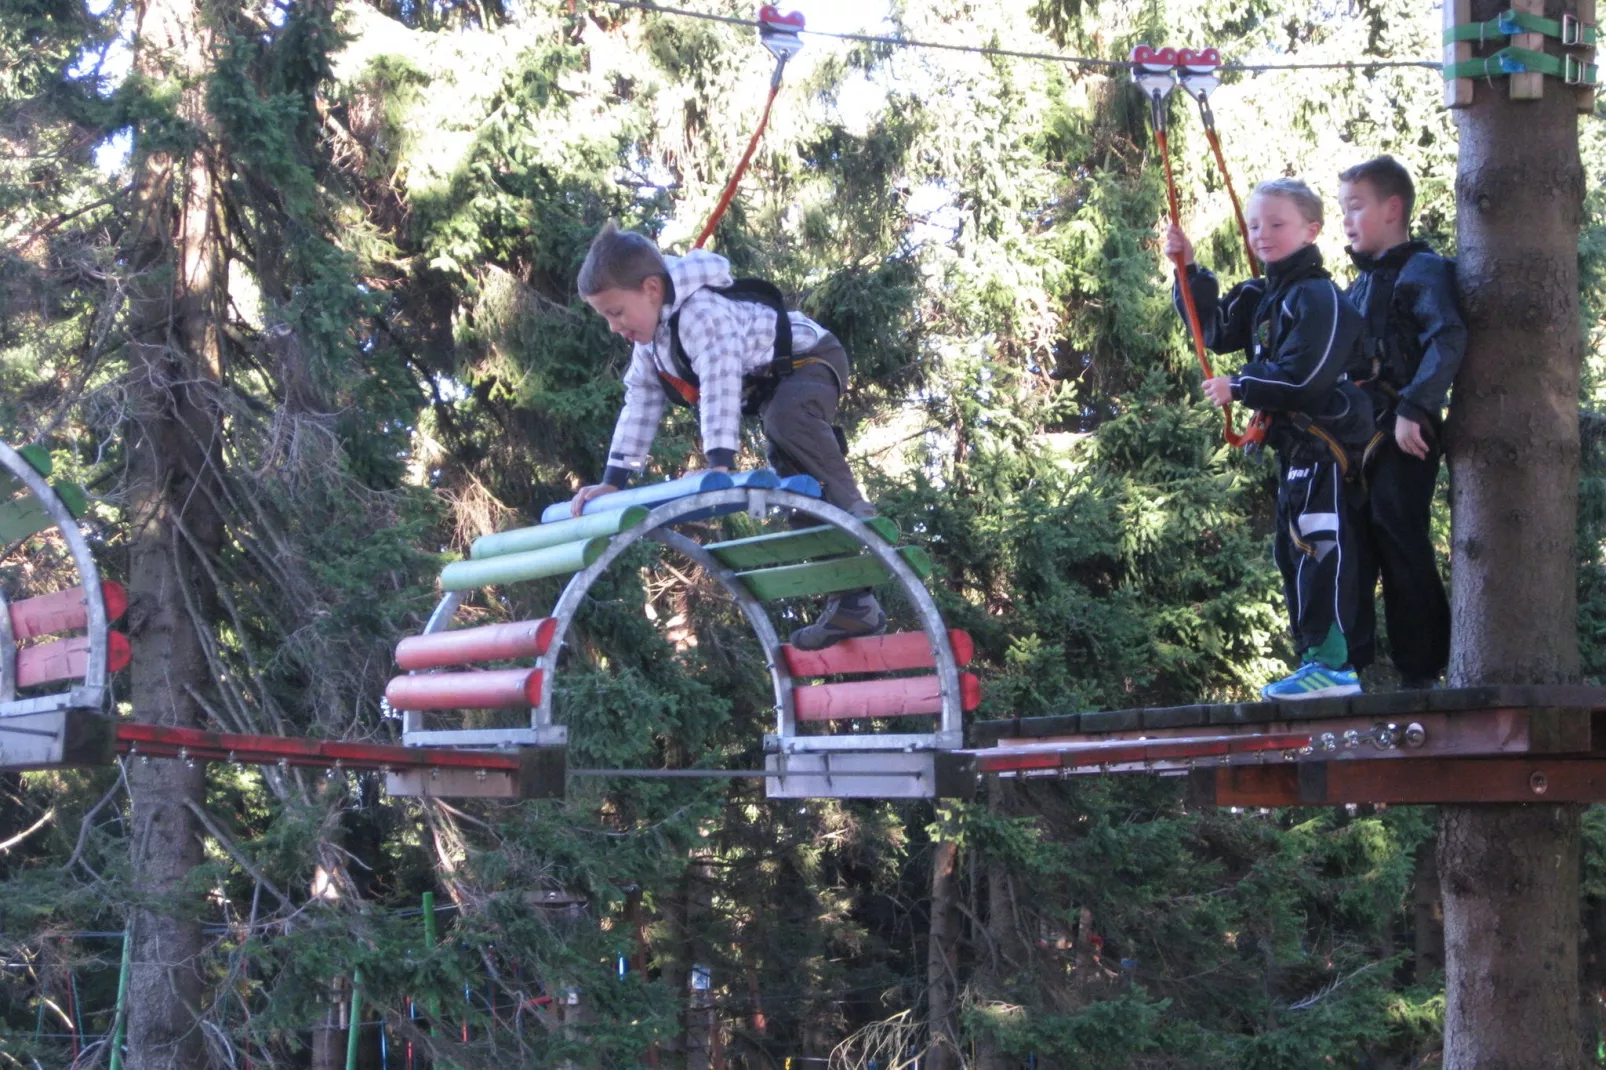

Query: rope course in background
[[585, 0, 1447, 73]]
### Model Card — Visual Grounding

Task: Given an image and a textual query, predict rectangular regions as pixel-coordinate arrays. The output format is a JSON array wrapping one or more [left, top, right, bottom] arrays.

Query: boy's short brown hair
[[1252, 178, 1324, 225], [1338, 155, 1416, 220], [578, 221, 670, 296]]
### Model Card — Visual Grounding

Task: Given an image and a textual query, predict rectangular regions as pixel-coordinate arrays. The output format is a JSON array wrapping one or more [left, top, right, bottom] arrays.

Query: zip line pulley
[[692, 5, 807, 249], [1132, 44, 1267, 449]]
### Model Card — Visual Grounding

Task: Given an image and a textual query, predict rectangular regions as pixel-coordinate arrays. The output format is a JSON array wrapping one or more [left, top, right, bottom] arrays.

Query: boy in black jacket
[[1338, 156, 1467, 689], [1168, 178, 1373, 700]]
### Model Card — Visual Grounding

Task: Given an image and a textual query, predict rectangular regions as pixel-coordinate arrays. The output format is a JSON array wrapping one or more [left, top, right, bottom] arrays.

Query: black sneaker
[[789, 595, 887, 651]]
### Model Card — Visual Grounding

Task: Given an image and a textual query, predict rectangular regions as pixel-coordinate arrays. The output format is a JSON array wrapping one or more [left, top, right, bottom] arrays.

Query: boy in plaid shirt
[[571, 222, 884, 650]]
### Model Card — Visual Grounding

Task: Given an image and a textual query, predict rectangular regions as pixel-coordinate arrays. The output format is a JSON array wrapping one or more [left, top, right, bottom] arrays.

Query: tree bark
[[1411, 837, 1444, 981], [1441, 5, 1586, 1064], [122, 0, 227, 1065], [926, 836, 961, 1070]]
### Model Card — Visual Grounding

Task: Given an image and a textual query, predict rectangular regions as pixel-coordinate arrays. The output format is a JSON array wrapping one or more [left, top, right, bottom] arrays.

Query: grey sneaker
[[789, 595, 887, 650]]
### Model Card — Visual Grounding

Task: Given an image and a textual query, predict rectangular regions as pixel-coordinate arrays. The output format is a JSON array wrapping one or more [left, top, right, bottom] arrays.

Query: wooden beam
[[1187, 757, 1606, 807], [736, 545, 933, 601], [706, 516, 900, 570], [969, 685, 1606, 744], [781, 628, 973, 677], [1445, 0, 1475, 107], [1511, 0, 1547, 99], [794, 672, 981, 721]]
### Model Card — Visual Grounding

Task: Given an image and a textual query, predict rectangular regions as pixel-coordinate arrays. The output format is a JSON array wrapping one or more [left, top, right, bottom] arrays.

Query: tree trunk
[[122, 0, 226, 1064], [1411, 837, 1444, 981], [1441, 6, 1586, 1063], [926, 836, 961, 1070]]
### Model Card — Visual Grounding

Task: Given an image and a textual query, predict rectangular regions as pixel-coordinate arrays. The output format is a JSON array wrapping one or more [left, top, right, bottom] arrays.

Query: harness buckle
[[1565, 52, 1591, 84], [1562, 13, 1588, 47]]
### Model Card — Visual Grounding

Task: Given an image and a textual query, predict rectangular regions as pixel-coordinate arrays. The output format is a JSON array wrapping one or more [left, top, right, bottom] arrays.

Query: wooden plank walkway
[[970, 686, 1606, 806]]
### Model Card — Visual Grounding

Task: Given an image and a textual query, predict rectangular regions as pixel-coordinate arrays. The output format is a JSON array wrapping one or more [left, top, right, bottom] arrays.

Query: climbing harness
[[1132, 45, 1264, 449], [692, 6, 806, 249]]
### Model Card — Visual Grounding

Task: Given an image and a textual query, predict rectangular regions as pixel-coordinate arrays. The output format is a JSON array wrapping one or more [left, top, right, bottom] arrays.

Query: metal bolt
[[1404, 723, 1427, 748], [1342, 729, 1361, 749], [476, 768, 487, 781], [1319, 733, 1337, 752], [1530, 770, 1549, 795]]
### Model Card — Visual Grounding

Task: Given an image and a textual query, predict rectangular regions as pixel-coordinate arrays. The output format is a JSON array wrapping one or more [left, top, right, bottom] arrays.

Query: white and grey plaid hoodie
[[603, 249, 824, 484]]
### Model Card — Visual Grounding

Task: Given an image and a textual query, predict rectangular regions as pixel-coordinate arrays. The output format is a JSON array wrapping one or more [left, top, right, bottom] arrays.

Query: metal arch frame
[[0, 440, 107, 717], [401, 487, 963, 752]]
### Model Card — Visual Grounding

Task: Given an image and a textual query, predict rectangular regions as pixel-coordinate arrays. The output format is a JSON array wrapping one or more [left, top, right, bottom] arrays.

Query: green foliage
[[4, 0, 1606, 1065]]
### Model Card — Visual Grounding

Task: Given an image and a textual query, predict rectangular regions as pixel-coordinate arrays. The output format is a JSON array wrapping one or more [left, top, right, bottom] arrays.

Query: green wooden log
[[470, 506, 648, 560], [0, 482, 86, 544], [0, 445, 53, 500], [439, 537, 607, 591], [706, 516, 901, 570], [736, 546, 933, 601]]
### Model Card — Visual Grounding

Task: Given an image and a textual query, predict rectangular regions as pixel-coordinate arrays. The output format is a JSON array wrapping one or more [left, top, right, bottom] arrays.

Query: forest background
[[3, 0, 1606, 1065]]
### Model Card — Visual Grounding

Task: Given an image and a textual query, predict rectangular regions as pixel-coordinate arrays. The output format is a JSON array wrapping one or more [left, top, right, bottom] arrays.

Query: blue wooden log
[[539, 472, 735, 524]]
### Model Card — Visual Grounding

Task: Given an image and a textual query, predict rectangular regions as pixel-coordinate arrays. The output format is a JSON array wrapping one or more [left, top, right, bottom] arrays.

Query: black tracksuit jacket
[[1174, 243, 1373, 450], [1343, 240, 1467, 427]]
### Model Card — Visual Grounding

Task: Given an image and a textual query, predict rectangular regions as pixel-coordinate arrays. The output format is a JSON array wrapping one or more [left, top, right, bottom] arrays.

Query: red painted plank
[[384, 668, 543, 710], [115, 721, 522, 772], [396, 619, 557, 671], [16, 632, 130, 688], [974, 731, 1312, 774], [793, 672, 981, 721], [10, 582, 127, 640], [781, 629, 975, 677]]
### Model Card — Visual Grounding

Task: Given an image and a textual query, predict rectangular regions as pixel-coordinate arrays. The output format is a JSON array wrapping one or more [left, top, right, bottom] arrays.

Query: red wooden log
[[384, 668, 543, 710], [16, 631, 131, 688], [793, 672, 981, 721], [395, 619, 558, 671], [9, 582, 127, 640], [781, 629, 975, 677]]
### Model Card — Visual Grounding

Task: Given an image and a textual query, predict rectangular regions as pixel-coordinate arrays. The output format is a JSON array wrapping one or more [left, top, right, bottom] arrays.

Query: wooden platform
[[970, 686, 1606, 806]]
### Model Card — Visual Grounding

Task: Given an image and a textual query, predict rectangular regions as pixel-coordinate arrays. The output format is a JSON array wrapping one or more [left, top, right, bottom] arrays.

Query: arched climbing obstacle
[[0, 441, 128, 772], [386, 469, 982, 800], [968, 685, 1606, 806]]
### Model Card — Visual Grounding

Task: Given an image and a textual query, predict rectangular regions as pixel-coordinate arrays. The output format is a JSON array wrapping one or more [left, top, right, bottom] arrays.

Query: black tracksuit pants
[[1348, 435, 1450, 681], [1273, 447, 1366, 660]]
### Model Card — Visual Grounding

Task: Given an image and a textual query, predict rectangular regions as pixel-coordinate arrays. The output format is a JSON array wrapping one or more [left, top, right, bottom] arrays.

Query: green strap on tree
[[1444, 45, 1599, 85], [1445, 9, 1596, 47]]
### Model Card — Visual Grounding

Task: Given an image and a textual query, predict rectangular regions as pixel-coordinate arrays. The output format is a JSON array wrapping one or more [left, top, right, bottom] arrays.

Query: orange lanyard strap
[[1134, 45, 1254, 448], [693, 6, 803, 250]]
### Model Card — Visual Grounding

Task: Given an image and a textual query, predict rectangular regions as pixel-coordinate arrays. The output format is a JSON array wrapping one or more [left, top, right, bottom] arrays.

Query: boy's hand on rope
[[1163, 224, 1196, 265], [1395, 415, 1431, 460], [1202, 376, 1234, 407], [570, 483, 620, 517]]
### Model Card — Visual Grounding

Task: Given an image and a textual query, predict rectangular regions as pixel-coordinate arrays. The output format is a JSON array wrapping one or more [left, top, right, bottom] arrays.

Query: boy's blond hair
[[578, 221, 670, 296], [1251, 178, 1324, 226]]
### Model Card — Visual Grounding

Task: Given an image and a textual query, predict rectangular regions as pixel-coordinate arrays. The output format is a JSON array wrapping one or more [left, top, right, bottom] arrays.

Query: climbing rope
[[1133, 45, 1265, 449], [692, 6, 805, 249]]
